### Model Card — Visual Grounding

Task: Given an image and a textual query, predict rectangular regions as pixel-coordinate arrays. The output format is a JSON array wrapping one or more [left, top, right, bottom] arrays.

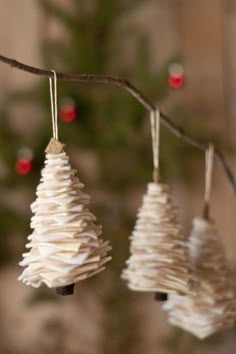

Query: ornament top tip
[[45, 137, 66, 154]]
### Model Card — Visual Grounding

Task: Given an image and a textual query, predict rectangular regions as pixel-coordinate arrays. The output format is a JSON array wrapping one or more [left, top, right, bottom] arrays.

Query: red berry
[[15, 159, 31, 175], [168, 74, 184, 89], [60, 104, 76, 122]]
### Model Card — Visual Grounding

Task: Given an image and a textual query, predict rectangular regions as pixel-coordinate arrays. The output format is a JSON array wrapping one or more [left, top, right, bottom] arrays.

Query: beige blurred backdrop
[[0, 1, 236, 354]]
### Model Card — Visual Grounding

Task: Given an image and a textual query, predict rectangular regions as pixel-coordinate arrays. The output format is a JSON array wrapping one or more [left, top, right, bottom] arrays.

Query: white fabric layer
[[163, 217, 236, 339], [122, 183, 190, 295], [18, 152, 111, 288]]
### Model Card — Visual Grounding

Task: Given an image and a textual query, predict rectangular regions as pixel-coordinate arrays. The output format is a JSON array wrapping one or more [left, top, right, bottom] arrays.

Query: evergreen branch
[[0, 53, 235, 193]]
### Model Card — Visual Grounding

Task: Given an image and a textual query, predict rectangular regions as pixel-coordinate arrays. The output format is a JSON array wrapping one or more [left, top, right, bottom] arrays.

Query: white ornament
[[18, 140, 111, 291], [163, 217, 236, 339], [122, 182, 191, 295]]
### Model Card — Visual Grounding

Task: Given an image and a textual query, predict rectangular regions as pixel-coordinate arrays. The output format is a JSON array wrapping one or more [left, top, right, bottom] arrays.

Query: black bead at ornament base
[[56, 283, 75, 296], [154, 292, 168, 302]]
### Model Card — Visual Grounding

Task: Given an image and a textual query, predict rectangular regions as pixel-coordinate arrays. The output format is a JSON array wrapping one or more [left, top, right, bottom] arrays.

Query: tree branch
[[0, 53, 235, 193]]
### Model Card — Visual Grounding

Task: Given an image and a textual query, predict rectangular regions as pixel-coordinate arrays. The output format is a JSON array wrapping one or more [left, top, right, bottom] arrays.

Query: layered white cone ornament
[[122, 182, 190, 295], [163, 217, 236, 339], [18, 139, 111, 291]]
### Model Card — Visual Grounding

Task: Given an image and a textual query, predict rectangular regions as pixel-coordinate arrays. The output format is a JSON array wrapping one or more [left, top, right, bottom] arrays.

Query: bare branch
[[0, 53, 235, 193]]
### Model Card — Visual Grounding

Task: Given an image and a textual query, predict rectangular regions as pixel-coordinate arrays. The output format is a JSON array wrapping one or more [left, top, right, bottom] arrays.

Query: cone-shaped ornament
[[18, 139, 111, 294], [122, 182, 190, 295], [163, 217, 236, 339]]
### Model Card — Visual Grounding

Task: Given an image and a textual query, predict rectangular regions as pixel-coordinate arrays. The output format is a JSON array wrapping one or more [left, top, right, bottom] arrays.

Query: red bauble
[[15, 159, 32, 175], [59, 104, 76, 123], [168, 74, 184, 89]]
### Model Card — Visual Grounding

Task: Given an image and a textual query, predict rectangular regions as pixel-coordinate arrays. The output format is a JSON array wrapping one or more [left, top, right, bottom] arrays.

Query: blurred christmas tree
[[0, 0, 176, 261]]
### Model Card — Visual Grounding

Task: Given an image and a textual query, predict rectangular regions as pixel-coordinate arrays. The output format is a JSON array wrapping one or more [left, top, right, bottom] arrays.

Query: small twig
[[0, 53, 235, 193], [154, 292, 168, 302], [56, 284, 75, 296]]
